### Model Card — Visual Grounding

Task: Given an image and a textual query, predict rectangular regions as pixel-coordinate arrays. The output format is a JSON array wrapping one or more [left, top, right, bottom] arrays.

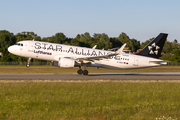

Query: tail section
[[137, 33, 168, 58]]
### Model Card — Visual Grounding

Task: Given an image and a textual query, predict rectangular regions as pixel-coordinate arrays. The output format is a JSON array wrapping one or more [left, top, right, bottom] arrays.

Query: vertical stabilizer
[[137, 33, 168, 58]]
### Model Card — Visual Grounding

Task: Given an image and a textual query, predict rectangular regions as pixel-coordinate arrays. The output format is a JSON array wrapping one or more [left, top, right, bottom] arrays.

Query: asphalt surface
[[0, 72, 180, 80]]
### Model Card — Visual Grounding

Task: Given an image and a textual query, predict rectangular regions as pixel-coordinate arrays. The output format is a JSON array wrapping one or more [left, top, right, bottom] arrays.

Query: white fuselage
[[8, 40, 166, 69]]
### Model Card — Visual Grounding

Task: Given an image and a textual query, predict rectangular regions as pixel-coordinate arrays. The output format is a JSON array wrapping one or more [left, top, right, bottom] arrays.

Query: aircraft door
[[133, 56, 138, 66], [28, 41, 34, 52]]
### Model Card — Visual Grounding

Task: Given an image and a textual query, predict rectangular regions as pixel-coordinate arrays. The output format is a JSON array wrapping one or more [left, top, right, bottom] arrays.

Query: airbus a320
[[8, 33, 168, 75]]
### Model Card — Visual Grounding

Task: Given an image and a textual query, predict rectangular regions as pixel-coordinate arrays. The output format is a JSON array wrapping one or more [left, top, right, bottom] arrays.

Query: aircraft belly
[[98, 56, 161, 69], [100, 59, 128, 69]]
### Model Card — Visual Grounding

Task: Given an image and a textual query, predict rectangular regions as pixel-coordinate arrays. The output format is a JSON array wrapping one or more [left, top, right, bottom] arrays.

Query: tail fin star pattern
[[148, 42, 160, 55], [137, 33, 168, 58]]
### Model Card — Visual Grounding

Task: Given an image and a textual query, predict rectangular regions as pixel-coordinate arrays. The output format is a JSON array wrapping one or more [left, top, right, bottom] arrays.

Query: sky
[[0, 0, 180, 42]]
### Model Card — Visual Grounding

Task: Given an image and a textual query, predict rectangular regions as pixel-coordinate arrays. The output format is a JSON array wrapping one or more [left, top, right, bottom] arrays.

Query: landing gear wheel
[[77, 69, 83, 75], [26, 64, 30, 68], [83, 70, 88, 75]]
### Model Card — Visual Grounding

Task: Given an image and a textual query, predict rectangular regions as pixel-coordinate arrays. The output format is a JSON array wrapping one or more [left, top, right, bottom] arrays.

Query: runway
[[0, 72, 180, 80]]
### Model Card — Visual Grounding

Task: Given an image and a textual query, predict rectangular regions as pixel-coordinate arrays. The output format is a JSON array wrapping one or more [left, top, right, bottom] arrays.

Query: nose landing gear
[[26, 58, 31, 68]]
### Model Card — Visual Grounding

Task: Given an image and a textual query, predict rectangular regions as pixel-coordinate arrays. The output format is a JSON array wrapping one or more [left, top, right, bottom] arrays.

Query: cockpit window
[[15, 43, 23, 46]]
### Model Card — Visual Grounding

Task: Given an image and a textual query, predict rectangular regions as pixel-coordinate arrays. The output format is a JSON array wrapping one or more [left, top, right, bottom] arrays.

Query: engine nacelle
[[52, 57, 75, 68]]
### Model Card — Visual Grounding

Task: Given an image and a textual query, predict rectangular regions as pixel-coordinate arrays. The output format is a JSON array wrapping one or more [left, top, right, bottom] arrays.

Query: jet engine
[[52, 57, 75, 68]]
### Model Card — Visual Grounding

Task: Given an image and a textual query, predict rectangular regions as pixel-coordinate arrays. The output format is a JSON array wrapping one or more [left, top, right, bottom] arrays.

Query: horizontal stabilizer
[[149, 60, 168, 65]]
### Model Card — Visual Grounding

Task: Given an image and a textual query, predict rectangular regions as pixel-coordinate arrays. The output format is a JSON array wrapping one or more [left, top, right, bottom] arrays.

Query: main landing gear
[[77, 66, 89, 75]]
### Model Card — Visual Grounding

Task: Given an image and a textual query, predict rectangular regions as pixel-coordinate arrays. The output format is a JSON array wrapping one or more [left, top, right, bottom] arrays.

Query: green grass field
[[0, 66, 180, 73], [1, 66, 180, 119], [0, 80, 180, 120]]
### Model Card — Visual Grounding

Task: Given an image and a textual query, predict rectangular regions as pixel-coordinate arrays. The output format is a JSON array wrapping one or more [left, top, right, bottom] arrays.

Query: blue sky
[[0, 0, 180, 42]]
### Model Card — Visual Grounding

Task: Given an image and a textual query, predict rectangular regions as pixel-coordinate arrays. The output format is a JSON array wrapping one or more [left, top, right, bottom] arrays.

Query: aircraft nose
[[8, 46, 16, 54], [8, 46, 13, 53]]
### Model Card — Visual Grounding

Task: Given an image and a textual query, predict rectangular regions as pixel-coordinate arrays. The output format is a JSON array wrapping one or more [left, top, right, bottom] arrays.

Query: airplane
[[8, 33, 168, 75]]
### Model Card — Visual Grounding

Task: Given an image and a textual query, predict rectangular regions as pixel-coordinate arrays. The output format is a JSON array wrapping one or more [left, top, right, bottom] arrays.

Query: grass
[[0, 80, 180, 120], [0, 66, 180, 73]]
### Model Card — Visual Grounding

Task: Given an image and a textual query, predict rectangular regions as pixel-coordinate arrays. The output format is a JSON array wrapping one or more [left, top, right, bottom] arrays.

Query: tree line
[[0, 30, 179, 62]]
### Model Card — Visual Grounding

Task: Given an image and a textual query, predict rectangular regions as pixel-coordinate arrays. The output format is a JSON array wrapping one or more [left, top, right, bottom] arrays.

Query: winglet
[[115, 43, 126, 54], [92, 45, 97, 49]]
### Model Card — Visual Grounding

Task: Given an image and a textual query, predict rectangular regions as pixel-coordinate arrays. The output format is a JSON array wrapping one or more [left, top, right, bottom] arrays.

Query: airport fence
[[0, 62, 52, 66], [0, 62, 180, 66], [166, 62, 180, 66]]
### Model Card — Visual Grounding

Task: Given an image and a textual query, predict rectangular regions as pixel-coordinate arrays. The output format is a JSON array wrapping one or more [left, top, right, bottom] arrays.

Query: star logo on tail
[[148, 42, 160, 55]]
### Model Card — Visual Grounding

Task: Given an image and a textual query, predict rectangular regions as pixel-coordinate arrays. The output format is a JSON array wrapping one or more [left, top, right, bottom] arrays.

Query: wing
[[75, 43, 126, 63]]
